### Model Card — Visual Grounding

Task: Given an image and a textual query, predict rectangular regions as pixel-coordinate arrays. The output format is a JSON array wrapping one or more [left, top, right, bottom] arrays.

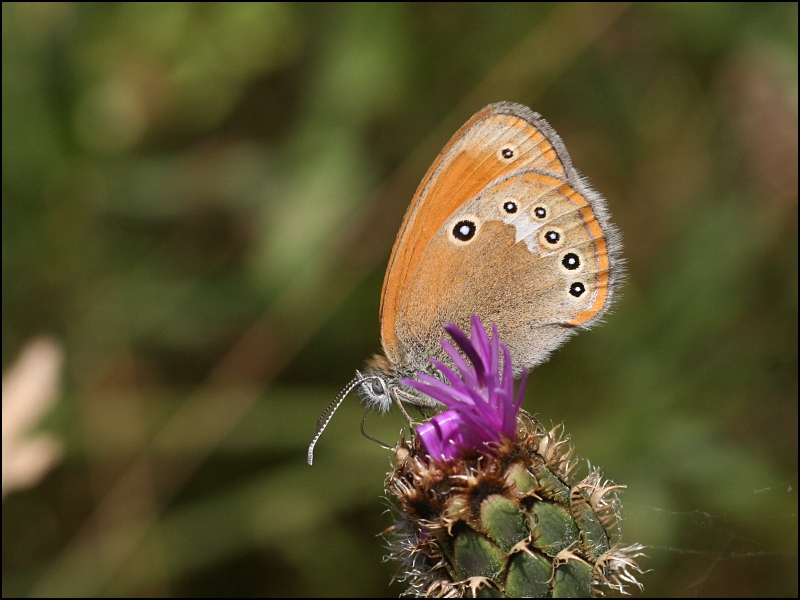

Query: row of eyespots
[[489, 144, 587, 299], [448, 214, 588, 300], [501, 197, 550, 220], [457, 207, 583, 262], [502, 197, 550, 219], [501, 197, 588, 299]]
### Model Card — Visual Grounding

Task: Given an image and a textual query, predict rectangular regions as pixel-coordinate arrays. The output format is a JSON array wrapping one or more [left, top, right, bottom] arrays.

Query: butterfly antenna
[[315, 374, 360, 433], [307, 374, 369, 466]]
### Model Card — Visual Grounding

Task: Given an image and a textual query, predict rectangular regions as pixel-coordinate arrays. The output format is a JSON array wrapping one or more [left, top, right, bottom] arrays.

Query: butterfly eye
[[497, 144, 518, 162], [370, 378, 385, 396], [531, 205, 548, 220], [569, 282, 587, 298], [502, 200, 518, 214]]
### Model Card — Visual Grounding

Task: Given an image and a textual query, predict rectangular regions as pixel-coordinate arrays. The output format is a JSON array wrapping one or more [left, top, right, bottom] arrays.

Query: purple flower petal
[[417, 412, 463, 460], [408, 316, 525, 461], [402, 377, 474, 408], [444, 322, 485, 386], [439, 340, 478, 388], [428, 359, 474, 395], [470, 316, 492, 367]]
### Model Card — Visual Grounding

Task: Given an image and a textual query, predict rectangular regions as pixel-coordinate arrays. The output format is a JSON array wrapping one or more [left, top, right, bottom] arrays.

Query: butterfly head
[[356, 371, 394, 414]]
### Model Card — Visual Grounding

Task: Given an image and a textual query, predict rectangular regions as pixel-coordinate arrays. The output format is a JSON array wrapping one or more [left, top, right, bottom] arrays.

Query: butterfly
[[309, 102, 621, 464]]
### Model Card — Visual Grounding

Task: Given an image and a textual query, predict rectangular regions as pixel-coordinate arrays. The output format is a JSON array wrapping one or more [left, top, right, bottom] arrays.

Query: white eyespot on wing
[[558, 249, 585, 274], [496, 143, 519, 162], [446, 214, 482, 246]]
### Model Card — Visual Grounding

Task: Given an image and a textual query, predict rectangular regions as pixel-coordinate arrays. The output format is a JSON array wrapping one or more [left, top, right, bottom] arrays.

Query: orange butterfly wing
[[380, 102, 618, 371]]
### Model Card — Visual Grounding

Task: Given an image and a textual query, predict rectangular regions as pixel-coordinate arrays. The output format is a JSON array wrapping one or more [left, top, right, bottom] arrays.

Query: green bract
[[384, 414, 644, 598]]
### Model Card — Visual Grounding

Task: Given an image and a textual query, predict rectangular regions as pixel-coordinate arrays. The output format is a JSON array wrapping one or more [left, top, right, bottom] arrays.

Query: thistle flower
[[384, 318, 644, 597], [402, 316, 526, 461]]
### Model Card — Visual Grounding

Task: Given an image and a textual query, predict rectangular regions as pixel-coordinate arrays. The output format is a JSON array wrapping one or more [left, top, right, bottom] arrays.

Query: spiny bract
[[384, 413, 644, 598]]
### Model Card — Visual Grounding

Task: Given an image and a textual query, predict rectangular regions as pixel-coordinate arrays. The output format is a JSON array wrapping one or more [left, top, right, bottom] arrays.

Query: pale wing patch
[[505, 210, 540, 250], [454, 175, 570, 255]]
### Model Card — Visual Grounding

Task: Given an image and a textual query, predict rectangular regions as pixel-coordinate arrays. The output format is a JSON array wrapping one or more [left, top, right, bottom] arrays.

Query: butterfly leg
[[416, 406, 434, 420], [392, 388, 444, 427], [394, 394, 420, 427]]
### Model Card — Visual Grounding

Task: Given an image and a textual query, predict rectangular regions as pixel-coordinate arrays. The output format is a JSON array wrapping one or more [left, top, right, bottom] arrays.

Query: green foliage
[[2, 2, 797, 597]]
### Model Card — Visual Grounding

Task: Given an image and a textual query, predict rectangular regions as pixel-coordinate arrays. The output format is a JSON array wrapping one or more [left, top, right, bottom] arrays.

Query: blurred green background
[[2, 2, 797, 597]]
